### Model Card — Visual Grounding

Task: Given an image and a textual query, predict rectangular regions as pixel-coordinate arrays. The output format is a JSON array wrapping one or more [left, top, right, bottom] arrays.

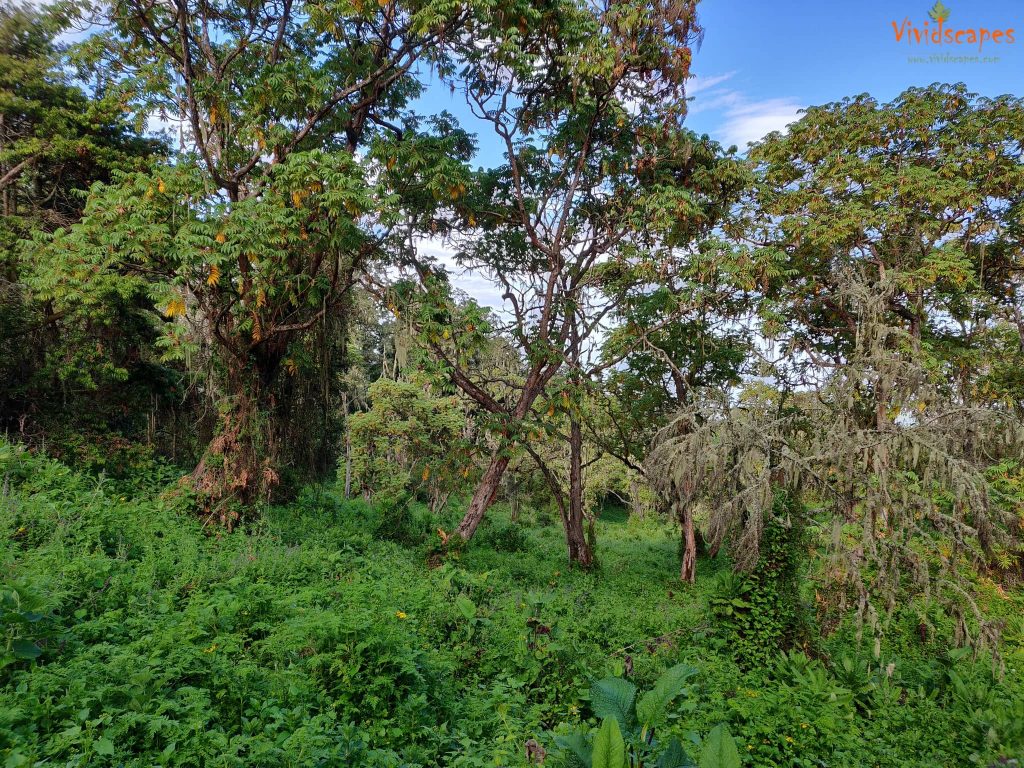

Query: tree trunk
[[564, 416, 594, 568], [680, 503, 697, 582], [343, 435, 353, 499], [509, 474, 520, 522], [341, 391, 352, 499], [189, 356, 281, 526], [455, 449, 510, 541]]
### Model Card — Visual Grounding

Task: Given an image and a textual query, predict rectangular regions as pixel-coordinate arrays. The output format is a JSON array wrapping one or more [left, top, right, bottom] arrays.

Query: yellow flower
[[785, 736, 794, 743], [747, 744, 754, 751], [395, 611, 407, 620], [801, 722, 809, 729], [203, 643, 218, 653]]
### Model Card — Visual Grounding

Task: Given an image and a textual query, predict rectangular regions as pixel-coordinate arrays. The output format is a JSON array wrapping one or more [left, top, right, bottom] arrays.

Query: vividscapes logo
[[892, 1, 1016, 50]]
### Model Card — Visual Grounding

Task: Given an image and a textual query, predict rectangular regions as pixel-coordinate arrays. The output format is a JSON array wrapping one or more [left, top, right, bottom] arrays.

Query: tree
[[1, 1, 164, 446], [746, 84, 1024, 389], [648, 280, 1024, 650], [647, 84, 1024, 648], [347, 374, 475, 512], [0, 2, 157, 246], [598, 234, 757, 579], [746, 84, 1024, 586], [381, 0, 744, 565], [26, 0, 514, 521]]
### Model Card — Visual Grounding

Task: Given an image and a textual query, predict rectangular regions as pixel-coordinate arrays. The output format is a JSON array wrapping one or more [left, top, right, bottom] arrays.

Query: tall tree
[[0, 2, 157, 246], [1, 1, 162, 442], [27, 0, 513, 521], [598, 232, 756, 578], [384, 0, 722, 564], [746, 84, 1024, 391], [648, 84, 1024, 645]]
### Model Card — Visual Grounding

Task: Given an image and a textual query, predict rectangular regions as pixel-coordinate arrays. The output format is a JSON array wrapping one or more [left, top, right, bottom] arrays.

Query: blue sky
[[420, 0, 1022, 163], [411, 0, 1022, 307], [683, 0, 1022, 147]]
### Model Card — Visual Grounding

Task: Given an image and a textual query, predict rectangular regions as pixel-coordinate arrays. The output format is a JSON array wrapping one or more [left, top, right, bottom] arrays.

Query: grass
[[1, 441, 1023, 767]]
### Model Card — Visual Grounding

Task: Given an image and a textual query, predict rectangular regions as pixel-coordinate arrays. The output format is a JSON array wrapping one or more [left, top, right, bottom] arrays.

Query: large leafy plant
[[552, 665, 741, 768]]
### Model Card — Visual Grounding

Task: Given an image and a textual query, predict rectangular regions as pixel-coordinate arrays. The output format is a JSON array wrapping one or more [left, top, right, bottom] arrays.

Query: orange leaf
[[164, 297, 186, 317]]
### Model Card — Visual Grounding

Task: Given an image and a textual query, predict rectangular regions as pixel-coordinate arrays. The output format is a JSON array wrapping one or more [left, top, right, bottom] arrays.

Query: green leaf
[[637, 663, 698, 727], [592, 717, 626, 768], [94, 737, 115, 756], [699, 725, 741, 768], [657, 737, 697, 768], [553, 730, 592, 768], [455, 595, 476, 620], [928, 1, 950, 22], [11, 639, 41, 660], [590, 677, 637, 734]]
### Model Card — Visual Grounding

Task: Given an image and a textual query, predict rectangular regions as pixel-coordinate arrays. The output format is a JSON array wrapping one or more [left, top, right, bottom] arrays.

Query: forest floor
[[1, 441, 1023, 767]]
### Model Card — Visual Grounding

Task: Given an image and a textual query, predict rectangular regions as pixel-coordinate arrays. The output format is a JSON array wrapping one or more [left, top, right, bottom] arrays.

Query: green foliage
[[348, 375, 474, 509], [709, 496, 809, 667], [477, 520, 530, 553], [1, 443, 1023, 766], [1, 580, 56, 669], [592, 718, 626, 768], [19, 0, 550, 508], [591, 676, 638, 735], [636, 664, 698, 731], [0, 1, 172, 451], [698, 725, 740, 768], [4, 0, 1024, 763], [552, 666, 716, 768]]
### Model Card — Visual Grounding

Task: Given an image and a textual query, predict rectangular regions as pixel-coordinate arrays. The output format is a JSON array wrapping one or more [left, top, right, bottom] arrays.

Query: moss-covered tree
[[26, 0, 522, 522]]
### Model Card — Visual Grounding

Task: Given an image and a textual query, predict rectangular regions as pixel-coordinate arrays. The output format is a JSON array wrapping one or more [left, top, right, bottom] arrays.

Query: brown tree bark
[[565, 415, 594, 568], [451, 365, 556, 541], [680, 503, 697, 582], [189, 350, 284, 525], [455, 449, 511, 540]]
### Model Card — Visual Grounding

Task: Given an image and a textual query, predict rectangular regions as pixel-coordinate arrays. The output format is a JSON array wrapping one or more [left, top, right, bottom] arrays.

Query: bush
[[478, 520, 529, 553], [710, 493, 810, 667]]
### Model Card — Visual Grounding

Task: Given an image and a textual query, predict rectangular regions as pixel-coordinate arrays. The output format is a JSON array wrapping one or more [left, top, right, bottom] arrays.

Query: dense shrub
[[709, 493, 810, 667], [1, 443, 1022, 767]]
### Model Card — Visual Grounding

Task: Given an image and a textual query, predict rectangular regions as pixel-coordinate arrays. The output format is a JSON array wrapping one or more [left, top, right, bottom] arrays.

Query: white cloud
[[686, 71, 737, 96], [416, 236, 507, 313], [718, 97, 804, 148], [684, 71, 805, 149], [145, 112, 184, 139]]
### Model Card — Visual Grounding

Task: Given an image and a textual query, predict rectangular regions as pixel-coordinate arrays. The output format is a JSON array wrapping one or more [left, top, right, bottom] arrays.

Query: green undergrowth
[[1, 441, 1022, 767]]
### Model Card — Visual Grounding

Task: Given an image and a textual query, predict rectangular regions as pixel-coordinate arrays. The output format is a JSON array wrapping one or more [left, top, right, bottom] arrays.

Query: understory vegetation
[[2, 443, 1023, 767]]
